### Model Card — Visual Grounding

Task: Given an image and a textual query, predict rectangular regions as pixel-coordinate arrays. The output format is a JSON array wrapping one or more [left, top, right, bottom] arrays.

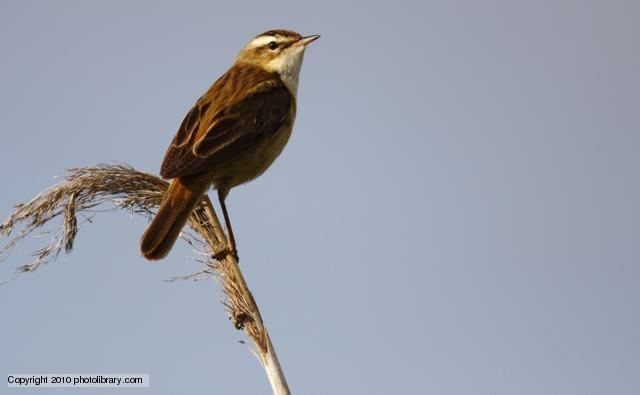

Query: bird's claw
[[212, 245, 239, 262], [231, 312, 251, 330]]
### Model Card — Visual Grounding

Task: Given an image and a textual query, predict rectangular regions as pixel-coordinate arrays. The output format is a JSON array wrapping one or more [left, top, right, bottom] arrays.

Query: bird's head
[[237, 30, 320, 93]]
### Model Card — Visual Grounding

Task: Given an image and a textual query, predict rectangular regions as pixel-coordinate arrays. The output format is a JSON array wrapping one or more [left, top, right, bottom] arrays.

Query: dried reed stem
[[0, 163, 290, 395]]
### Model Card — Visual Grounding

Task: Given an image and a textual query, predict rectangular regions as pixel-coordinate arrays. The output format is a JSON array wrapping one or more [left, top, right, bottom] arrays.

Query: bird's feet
[[231, 312, 251, 330], [212, 245, 239, 262]]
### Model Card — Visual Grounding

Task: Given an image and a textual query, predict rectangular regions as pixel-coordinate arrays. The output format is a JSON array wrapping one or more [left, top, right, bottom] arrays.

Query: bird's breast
[[211, 108, 296, 191]]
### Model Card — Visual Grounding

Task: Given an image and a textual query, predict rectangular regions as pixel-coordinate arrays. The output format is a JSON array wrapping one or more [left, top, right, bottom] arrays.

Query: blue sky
[[1, 1, 639, 394]]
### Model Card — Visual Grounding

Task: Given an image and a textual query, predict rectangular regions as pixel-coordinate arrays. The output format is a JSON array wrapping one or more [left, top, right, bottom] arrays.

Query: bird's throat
[[267, 50, 305, 97]]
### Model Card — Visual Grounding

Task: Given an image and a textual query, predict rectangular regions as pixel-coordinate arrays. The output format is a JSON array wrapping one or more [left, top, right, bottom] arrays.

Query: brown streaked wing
[[160, 65, 292, 179], [172, 100, 209, 149], [193, 86, 291, 159]]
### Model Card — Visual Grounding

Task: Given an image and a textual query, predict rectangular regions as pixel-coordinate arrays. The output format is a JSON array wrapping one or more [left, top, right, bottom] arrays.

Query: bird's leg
[[213, 189, 239, 261]]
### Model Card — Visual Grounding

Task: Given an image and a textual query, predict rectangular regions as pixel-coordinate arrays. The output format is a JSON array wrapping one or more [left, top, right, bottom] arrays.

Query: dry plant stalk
[[0, 163, 290, 395]]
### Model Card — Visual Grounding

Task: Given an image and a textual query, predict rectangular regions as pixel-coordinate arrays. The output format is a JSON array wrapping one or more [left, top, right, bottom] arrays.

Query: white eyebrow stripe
[[247, 36, 276, 48]]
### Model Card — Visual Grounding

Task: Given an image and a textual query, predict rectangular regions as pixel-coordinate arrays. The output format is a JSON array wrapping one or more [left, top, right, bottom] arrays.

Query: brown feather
[[140, 175, 209, 260], [160, 63, 293, 180], [141, 29, 312, 260]]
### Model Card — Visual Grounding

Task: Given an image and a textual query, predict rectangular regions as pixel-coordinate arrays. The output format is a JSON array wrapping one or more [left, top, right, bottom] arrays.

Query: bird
[[140, 29, 319, 261]]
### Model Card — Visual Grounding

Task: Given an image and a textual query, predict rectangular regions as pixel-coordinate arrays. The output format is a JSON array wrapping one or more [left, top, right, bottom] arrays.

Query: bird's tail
[[140, 175, 208, 260]]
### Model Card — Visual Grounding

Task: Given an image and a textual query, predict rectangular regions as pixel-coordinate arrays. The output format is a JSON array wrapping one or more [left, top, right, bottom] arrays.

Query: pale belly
[[209, 118, 294, 193]]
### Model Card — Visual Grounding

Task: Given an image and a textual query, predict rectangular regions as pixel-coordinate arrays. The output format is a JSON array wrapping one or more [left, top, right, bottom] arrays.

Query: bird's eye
[[268, 41, 278, 50]]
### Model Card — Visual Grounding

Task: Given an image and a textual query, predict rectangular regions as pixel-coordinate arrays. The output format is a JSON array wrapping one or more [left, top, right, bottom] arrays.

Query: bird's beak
[[298, 35, 321, 47]]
